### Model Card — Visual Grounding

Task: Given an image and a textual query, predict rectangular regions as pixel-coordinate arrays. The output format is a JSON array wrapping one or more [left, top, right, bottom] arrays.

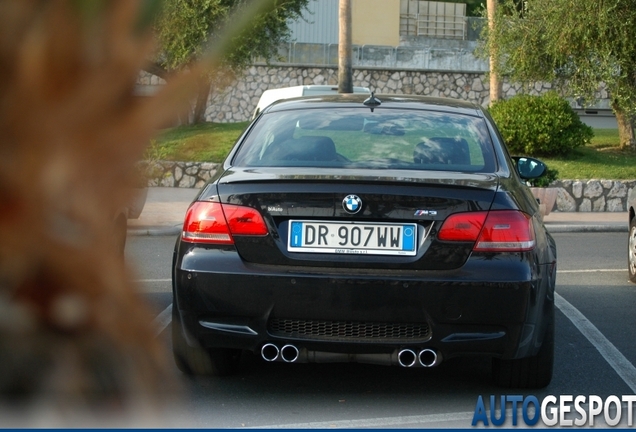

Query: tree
[[480, 0, 636, 149], [153, 0, 309, 123], [486, 0, 501, 103], [337, 0, 352, 94]]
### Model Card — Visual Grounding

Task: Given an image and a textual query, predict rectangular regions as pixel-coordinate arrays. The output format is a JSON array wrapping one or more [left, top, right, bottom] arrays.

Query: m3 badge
[[414, 209, 437, 216]]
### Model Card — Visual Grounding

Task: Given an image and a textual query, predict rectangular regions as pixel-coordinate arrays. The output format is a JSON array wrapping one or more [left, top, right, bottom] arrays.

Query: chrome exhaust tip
[[280, 344, 300, 363], [397, 349, 418, 367], [261, 343, 280, 362], [418, 348, 440, 367]]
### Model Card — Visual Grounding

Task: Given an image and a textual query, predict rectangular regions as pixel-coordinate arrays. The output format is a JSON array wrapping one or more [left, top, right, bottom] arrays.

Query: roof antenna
[[363, 92, 381, 112]]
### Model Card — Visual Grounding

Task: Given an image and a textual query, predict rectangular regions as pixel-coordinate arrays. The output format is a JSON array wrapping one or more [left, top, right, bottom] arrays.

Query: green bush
[[489, 92, 593, 157], [528, 167, 559, 187]]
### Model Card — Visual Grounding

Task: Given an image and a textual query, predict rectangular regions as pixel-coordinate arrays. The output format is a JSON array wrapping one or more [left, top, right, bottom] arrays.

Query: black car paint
[[213, 169, 498, 270], [172, 95, 556, 372]]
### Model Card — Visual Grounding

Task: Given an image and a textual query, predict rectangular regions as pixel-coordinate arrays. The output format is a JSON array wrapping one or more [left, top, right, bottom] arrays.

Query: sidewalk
[[541, 211, 626, 233], [127, 187, 198, 236], [127, 187, 629, 236]]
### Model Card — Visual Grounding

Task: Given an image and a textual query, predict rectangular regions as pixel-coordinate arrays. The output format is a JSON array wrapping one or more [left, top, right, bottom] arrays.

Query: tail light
[[438, 210, 535, 252], [182, 201, 268, 244], [438, 211, 488, 242]]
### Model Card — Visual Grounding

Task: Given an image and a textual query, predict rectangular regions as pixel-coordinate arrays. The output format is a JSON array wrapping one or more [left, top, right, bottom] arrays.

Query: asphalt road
[[125, 232, 636, 428]]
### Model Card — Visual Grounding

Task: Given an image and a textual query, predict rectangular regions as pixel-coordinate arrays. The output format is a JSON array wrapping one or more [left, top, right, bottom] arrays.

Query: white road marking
[[135, 278, 171, 283], [557, 269, 624, 274], [555, 292, 636, 393], [153, 304, 173, 337], [249, 411, 475, 429]]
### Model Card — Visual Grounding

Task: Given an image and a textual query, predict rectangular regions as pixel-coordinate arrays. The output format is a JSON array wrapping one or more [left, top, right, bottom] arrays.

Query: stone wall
[[202, 65, 570, 123], [552, 179, 636, 213], [146, 161, 218, 188], [139, 65, 612, 124], [145, 161, 632, 213]]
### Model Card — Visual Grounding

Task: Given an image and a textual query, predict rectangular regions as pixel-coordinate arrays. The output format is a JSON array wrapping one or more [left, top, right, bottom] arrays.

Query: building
[[279, 0, 614, 127]]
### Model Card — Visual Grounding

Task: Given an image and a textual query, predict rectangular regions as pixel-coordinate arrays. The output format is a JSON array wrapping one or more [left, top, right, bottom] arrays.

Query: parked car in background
[[628, 194, 636, 282], [114, 186, 148, 256], [172, 94, 557, 388], [251, 85, 370, 120]]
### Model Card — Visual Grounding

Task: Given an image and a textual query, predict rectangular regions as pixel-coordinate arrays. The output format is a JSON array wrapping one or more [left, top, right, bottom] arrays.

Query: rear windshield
[[232, 108, 496, 172]]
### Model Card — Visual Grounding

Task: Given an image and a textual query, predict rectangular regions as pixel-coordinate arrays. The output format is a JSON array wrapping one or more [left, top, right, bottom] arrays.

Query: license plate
[[288, 220, 417, 256]]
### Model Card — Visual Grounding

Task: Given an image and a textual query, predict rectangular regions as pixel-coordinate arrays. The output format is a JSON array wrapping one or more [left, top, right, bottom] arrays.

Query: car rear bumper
[[173, 246, 555, 362]]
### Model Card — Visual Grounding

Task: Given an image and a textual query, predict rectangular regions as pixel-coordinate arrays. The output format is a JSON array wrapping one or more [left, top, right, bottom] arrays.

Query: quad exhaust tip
[[261, 343, 300, 363], [397, 349, 418, 367], [261, 343, 280, 362], [418, 348, 439, 367], [280, 344, 300, 363], [262, 343, 441, 367], [398, 348, 440, 368]]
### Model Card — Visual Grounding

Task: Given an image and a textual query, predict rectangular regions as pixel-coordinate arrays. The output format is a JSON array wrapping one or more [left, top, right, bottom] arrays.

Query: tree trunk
[[338, 0, 353, 93], [143, 62, 168, 80], [613, 100, 636, 150], [487, 0, 502, 103], [193, 78, 211, 124]]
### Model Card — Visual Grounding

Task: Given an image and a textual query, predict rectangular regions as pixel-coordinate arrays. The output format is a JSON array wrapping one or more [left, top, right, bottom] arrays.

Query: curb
[[127, 224, 181, 237], [545, 224, 627, 233]]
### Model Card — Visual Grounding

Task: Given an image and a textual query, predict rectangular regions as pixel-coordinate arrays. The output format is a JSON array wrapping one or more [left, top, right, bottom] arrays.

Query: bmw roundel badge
[[343, 194, 362, 214]]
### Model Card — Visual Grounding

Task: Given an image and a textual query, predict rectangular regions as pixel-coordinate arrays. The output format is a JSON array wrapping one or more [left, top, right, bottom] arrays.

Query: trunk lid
[[211, 167, 499, 270]]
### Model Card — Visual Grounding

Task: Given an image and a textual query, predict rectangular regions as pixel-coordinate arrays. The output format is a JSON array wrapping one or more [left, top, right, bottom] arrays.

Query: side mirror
[[511, 156, 547, 180]]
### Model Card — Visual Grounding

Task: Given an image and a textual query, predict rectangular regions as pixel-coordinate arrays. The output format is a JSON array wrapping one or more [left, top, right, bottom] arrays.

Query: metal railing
[[254, 40, 488, 72], [400, 13, 468, 40], [400, 16, 485, 41], [252, 17, 487, 71]]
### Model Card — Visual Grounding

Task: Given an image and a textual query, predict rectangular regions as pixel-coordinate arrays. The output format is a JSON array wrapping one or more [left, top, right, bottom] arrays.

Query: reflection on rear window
[[232, 108, 496, 172]]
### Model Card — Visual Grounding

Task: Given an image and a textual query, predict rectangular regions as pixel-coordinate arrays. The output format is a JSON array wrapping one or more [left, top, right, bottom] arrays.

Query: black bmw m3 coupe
[[171, 94, 557, 388]]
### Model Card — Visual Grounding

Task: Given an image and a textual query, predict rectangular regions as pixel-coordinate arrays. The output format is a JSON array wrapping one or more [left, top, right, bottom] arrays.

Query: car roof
[[262, 94, 485, 117]]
